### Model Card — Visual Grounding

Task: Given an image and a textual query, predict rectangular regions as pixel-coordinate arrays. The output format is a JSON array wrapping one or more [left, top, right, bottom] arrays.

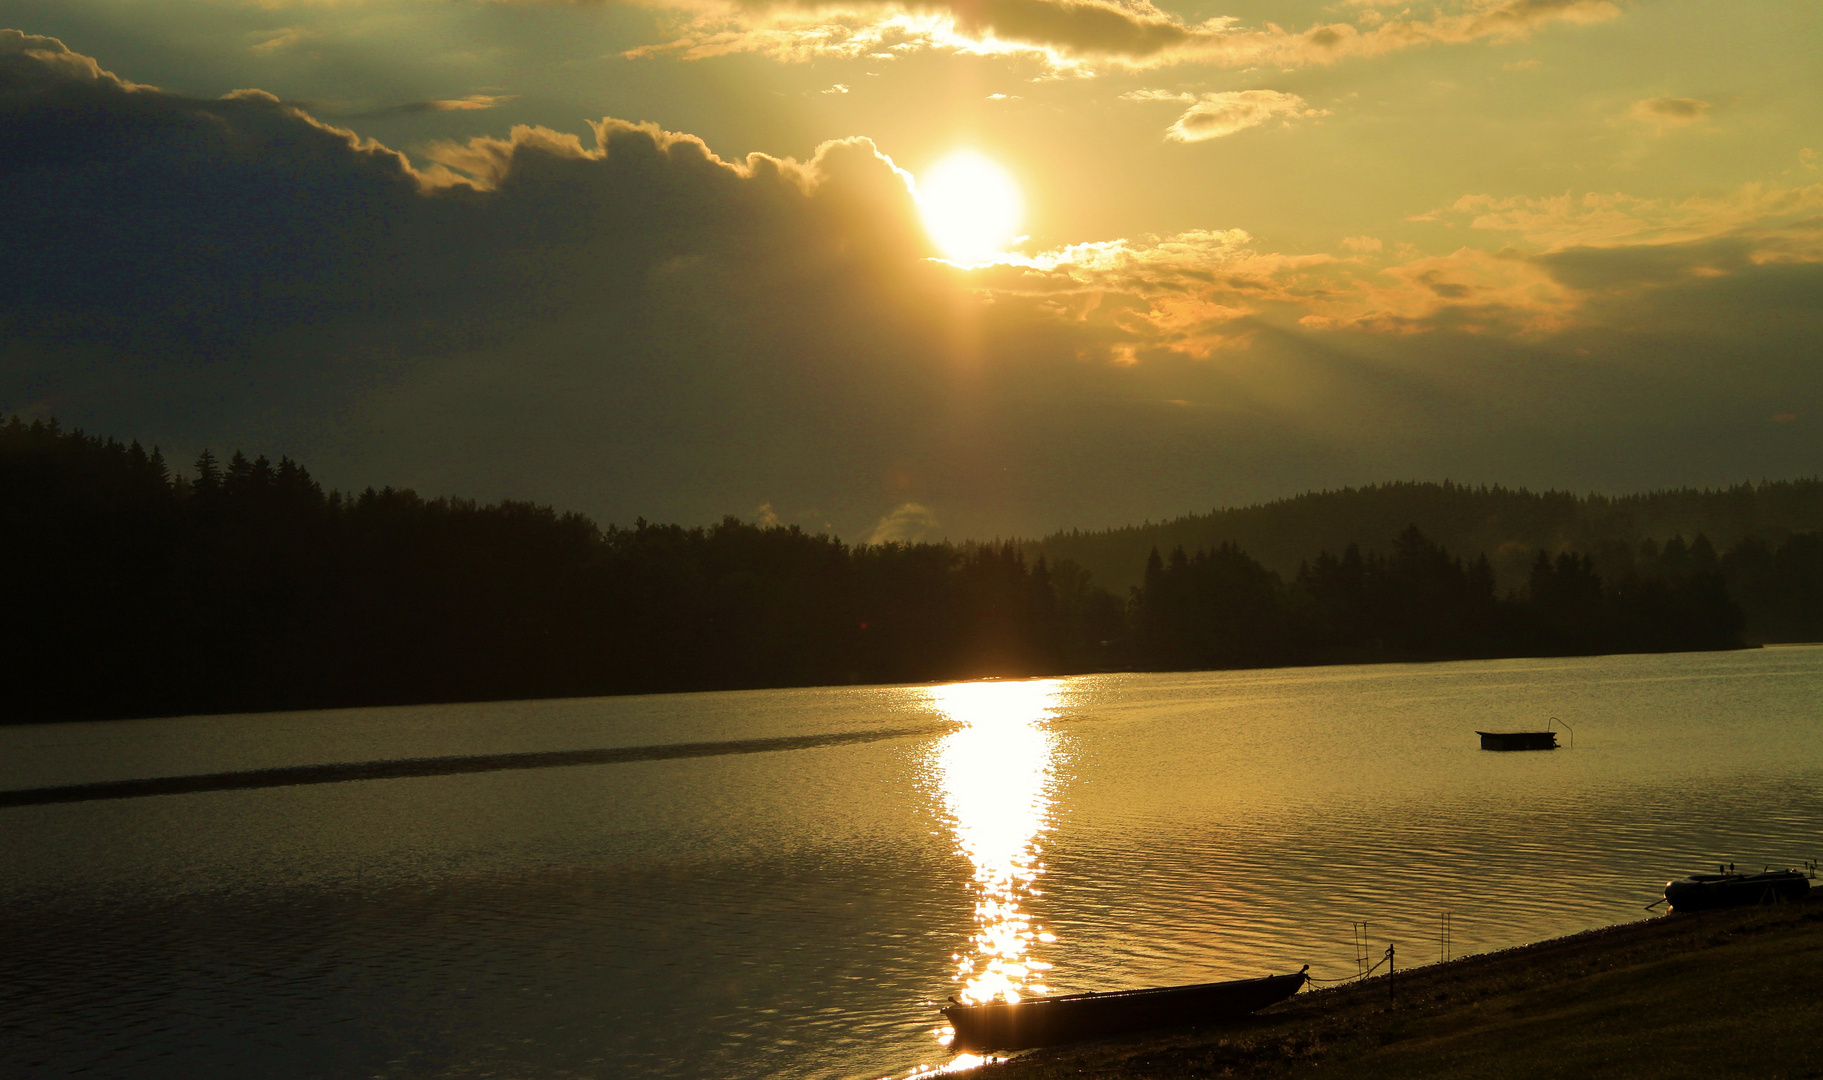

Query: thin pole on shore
[[1388, 943, 1396, 1004]]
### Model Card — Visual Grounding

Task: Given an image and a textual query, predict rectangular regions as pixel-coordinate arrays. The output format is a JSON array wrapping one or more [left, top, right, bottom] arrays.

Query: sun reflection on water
[[928, 679, 1065, 1011]]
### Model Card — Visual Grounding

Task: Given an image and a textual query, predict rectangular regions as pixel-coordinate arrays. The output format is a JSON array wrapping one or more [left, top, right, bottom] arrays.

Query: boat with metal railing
[[1663, 867, 1812, 911], [1477, 716, 1574, 751], [941, 968, 1309, 1051]]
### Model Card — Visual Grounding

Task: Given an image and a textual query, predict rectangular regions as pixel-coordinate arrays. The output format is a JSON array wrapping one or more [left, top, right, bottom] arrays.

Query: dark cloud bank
[[4, 29, 1819, 539]]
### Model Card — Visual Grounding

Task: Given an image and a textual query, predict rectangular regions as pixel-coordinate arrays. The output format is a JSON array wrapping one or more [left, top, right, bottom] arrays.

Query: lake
[[3, 648, 1820, 1078]]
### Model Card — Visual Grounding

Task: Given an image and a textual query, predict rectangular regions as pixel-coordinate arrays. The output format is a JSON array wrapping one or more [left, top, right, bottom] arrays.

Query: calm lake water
[[4, 649, 1821, 1078]]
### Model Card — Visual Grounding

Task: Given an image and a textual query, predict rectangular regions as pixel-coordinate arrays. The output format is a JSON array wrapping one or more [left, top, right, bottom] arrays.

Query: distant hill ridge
[[1029, 479, 1823, 594]]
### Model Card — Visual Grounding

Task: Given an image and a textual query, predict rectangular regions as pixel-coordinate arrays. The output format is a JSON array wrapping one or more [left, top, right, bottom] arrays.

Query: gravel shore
[[983, 896, 1823, 1079]]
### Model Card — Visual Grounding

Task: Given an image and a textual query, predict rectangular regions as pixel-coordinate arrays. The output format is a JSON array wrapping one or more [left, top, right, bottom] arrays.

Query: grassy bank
[[988, 899, 1823, 1079]]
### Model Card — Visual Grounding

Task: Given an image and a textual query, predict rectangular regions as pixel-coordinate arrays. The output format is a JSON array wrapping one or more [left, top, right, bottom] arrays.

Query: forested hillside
[[6, 418, 1814, 723], [1, 418, 1123, 721], [1030, 480, 1823, 593]]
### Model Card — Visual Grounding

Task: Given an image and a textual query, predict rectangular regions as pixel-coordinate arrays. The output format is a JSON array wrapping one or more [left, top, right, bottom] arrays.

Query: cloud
[[1415, 184, 1823, 253], [1119, 87, 1192, 102], [0, 28, 149, 88], [1143, 89, 1326, 142], [977, 229, 1576, 347], [1629, 96, 1710, 128], [0, 30, 952, 524], [422, 94, 513, 111], [627, 0, 1622, 72], [1342, 235, 1383, 252], [249, 27, 319, 55], [343, 93, 517, 116], [1126, 86, 1328, 142], [6, 32, 1821, 539], [866, 502, 943, 543]]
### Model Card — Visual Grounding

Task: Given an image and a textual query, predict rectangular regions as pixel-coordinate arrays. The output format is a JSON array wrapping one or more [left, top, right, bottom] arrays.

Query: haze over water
[[4, 648, 1821, 1078]]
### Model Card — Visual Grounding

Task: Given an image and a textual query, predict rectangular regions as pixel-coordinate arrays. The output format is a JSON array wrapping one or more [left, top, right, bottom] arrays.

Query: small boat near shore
[[1476, 730, 1557, 751], [941, 969, 1309, 1051], [1477, 716, 1572, 752], [1664, 868, 1812, 912]]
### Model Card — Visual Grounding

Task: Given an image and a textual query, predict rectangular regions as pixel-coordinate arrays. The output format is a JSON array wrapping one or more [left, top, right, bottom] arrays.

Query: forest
[[4, 417, 1817, 722], [1032, 478, 1823, 593]]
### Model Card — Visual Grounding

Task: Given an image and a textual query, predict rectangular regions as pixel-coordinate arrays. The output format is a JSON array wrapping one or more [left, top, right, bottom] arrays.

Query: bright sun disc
[[917, 151, 1022, 264]]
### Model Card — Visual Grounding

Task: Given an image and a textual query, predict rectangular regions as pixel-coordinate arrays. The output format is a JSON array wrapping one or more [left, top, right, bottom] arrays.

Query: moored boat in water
[[941, 969, 1308, 1051], [1477, 730, 1557, 751], [1663, 868, 1811, 912], [1477, 717, 1572, 752]]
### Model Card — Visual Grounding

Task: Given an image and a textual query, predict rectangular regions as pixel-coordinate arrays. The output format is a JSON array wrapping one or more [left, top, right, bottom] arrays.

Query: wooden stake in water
[[1440, 911, 1453, 963]]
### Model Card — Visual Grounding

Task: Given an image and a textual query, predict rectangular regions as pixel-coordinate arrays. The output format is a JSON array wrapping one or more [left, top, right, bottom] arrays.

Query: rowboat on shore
[[941, 969, 1309, 1051], [1663, 868, 1811, 912]]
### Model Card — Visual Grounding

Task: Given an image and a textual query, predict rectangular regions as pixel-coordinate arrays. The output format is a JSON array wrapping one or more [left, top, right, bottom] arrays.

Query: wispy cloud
[[1120, 88, 1195, 103], [626, 0, 1622, 72], [422, 94, 514, 111], [976, 225, 1580, 347], [1628, 96, 1710, 129], [866, 502, 943, 543], [1124, 88, 1325, 142], [315, 94, 518, 118], [1414, 183, 1823, 252], [249, 27, 319, 55], [962, 167, 1823, 355]]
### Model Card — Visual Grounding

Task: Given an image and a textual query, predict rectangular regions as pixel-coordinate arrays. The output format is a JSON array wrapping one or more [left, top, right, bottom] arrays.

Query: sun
[[916, 151, 1023, 264]]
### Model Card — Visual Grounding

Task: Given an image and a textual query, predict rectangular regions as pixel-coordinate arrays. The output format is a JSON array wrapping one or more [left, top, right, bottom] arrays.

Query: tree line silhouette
[[1131, 526, 1747, 671], [1033, 478, 1823, 598], [4, 417, 1811, 722]]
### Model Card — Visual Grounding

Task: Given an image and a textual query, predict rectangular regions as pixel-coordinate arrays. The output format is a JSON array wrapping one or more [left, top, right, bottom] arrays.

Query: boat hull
[[1664, 870, 1811, 912], [1477, 730, 1557, 751], [941, 971, 1307, 1051]]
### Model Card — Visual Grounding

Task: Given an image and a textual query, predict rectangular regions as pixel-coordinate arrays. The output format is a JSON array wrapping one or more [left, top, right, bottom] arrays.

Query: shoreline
[[7, 644, 1795, 728], [986, 898, 1823, 1078]]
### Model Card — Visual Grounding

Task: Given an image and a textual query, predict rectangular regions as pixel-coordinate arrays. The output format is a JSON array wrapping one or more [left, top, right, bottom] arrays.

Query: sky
[[1, 1, 1819, 542]]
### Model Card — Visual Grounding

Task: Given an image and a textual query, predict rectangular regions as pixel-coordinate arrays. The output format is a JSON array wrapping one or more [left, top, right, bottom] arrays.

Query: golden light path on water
[[914, 678, 1066, 1073]]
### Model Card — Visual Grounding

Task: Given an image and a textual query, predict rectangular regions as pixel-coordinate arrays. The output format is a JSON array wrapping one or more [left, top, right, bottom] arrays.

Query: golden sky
[[1, 1, 1818, 540]]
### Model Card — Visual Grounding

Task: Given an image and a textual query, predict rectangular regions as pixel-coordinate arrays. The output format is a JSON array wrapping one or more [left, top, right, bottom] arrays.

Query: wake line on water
[[0, 725, 943, 808]]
